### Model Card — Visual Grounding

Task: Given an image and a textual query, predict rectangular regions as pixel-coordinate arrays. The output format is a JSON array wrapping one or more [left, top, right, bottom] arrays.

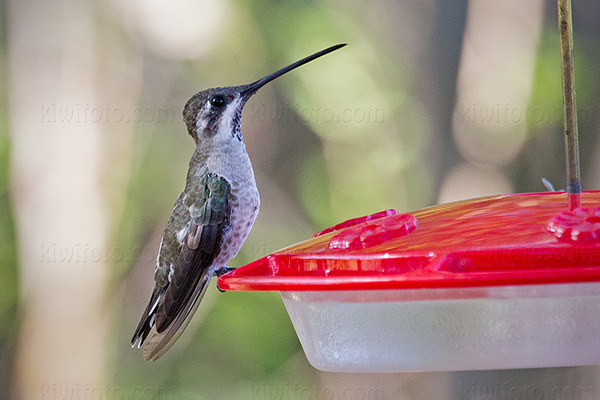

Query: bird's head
[[182, 44, 346, 146]]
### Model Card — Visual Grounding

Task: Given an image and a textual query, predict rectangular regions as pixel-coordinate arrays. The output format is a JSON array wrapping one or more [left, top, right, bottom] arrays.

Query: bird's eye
[[210, 96, 226, 108]]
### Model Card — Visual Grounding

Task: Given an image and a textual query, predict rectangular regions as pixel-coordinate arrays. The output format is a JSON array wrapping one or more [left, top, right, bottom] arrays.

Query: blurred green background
[[3, 0, 600, 399]]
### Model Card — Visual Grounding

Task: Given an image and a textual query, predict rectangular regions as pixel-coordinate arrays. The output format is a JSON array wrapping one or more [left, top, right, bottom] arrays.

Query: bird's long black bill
[[240, 43, 346, 97]]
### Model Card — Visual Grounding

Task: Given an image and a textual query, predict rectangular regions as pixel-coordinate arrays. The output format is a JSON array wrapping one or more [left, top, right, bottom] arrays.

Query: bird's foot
[[214, 266, 235, 292], [214, 265, 235, 277]]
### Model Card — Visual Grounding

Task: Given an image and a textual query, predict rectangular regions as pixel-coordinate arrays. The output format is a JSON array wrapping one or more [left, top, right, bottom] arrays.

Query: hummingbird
[[131, 44, 346, 361]]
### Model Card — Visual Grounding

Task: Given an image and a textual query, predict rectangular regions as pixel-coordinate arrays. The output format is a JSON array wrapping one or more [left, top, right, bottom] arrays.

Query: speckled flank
[[213, 179, 260, 266]]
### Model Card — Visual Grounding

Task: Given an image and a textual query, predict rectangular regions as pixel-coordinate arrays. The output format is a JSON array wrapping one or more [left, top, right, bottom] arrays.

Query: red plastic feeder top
[[218, 191, 600, 292]]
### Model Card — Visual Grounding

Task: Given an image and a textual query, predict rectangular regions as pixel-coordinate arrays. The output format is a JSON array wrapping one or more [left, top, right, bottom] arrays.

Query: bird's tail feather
[[142, 272, 212, 361], [131, 287, 163, 348]]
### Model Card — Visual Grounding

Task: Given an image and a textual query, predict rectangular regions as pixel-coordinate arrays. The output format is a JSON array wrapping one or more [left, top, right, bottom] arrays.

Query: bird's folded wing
[[140, 173, 231, 361]]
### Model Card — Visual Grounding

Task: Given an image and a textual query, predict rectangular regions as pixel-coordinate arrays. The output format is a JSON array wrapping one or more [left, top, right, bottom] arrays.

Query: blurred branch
[[8, 0, 109, 397]]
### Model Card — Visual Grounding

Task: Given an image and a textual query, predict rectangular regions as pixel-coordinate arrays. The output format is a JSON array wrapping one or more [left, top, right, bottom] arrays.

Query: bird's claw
[[214, 266, 235, 293], [214, 266, 235, 277]]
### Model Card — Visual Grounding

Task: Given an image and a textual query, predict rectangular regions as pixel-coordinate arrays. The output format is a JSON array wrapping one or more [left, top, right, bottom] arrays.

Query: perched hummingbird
[[131, 44, 346, 361]]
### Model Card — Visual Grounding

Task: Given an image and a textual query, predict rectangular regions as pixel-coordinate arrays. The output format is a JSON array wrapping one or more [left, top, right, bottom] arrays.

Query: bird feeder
[[219, 193, 600, 371], [219, 0, 599, 372]]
